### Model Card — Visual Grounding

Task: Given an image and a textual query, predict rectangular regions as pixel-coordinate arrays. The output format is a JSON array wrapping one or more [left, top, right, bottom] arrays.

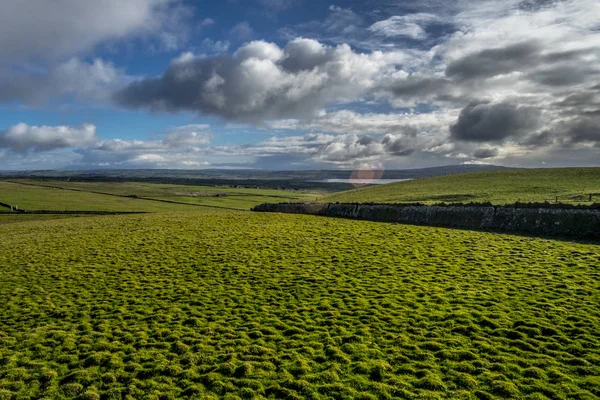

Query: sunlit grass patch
[[323, 167, 600, 205], [0, 211, 598, 398]]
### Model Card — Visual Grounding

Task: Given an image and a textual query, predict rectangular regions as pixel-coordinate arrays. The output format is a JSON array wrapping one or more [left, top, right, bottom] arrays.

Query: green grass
[[0, 181, 195, 213], [0, 214, 86, 224], [1, 180, 319, 211], [323, 168, 600, 205], [0, 211, 598, 399]]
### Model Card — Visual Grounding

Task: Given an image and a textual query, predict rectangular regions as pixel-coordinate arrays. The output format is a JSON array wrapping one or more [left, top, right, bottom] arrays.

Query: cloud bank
[[1, 0, 599, 169], [115, 38, 403, 121]]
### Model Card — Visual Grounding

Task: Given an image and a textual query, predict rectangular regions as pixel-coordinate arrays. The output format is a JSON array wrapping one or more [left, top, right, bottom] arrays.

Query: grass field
[[0, 211, 598, 399], [0, 213, 88, 224], [0, 180, 318, 217], [323, 168, 600, 205], [0, 181, 193, 213]]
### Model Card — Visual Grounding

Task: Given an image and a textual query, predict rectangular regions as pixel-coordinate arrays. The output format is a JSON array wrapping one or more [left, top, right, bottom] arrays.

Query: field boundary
[[3, 180, 242, 211], [253, 203, 600, 240], [0, 201, 16, 210], [0, 209, 147, 215]]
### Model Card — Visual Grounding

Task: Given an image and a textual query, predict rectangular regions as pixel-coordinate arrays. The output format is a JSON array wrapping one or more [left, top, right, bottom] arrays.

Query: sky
[[0, 0, 598, 170]]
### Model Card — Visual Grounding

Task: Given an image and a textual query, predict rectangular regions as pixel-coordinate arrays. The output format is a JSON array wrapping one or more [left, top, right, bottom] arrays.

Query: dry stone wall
[[252, 203, 600, 240]]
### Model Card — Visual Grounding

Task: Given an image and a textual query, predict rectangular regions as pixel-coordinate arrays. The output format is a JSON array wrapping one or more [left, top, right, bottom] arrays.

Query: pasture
[[0, 180, 318, 217], [0, 210, 598, 399], [323, 168, 600, 205]]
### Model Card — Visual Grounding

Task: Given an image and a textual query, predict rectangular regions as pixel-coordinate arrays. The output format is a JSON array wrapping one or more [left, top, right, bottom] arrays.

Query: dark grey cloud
[[381, 134, 415, 156], [557, 90, 600, 109], [450, 101, 542, 142], [518, 130, 555, 147], [517, 0, 560, 11], [358, 136, 376, 146], [387, 76, 449, 98], [473, 147, 499, 159], [559, 117, 600, 144], [378, 74, 465, 107], [445, 41, 596, 89], [115, 39, 395, 121], [528, 64, 598, 87], [382, 43, 599, 110], [0, 72, 43, 103], [554, 85, 600, 118], [280, 39, 331, 72], [445, 41, 541, 81]]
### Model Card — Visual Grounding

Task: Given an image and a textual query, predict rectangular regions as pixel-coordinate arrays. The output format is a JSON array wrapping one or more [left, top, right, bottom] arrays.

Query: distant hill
[[0, 164, 511, 192], [322, 167, 600, 205], [0, 164, 510, 181], [355, 164, 512, 179]]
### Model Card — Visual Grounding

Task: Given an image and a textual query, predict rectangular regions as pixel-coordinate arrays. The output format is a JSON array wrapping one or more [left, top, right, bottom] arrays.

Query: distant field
[[21, 180, 319, 199], [0, 180, 319, 217], [0, 181, 196, 213], [0, 211, 598, 399], [323, 168, 600, 205]]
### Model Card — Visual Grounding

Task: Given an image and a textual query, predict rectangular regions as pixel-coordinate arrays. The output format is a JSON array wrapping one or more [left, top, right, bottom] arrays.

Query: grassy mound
[[323, 167, 600, 205], [0, 211, 598, 399]]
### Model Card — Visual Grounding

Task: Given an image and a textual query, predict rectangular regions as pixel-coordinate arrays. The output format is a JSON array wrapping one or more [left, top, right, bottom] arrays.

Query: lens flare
[[350, 162, 385, 188]]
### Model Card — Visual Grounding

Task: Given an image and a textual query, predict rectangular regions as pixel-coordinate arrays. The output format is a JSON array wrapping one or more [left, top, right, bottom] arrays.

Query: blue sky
[[0, 0, 598, 170]]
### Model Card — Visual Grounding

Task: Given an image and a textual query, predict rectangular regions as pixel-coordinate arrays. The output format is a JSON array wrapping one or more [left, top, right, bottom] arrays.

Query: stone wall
[[252, 203, 600, 240]]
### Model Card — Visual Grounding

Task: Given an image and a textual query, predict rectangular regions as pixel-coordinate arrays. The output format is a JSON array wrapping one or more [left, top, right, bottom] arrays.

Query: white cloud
[[0, 0, 190, 62], [53, 58, 130, 102], [75, 124, 213, 168], [0, 0, 192, 106], [235, 41, 285, 62], [163, 124, 212, 147], [199, 18, 215, 27], [266, 109, 459, 135], [371, 0, 600, 153], [369, 13, 439, 40], [0, 58, 131, 104], [0, 123, 97, 153], [115, 39, 405, 121], [3, 0, 600, 168]]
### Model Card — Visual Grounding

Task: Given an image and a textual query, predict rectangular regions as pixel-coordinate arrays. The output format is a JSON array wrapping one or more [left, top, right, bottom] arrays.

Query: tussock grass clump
[[0, 211, 598, 398]]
